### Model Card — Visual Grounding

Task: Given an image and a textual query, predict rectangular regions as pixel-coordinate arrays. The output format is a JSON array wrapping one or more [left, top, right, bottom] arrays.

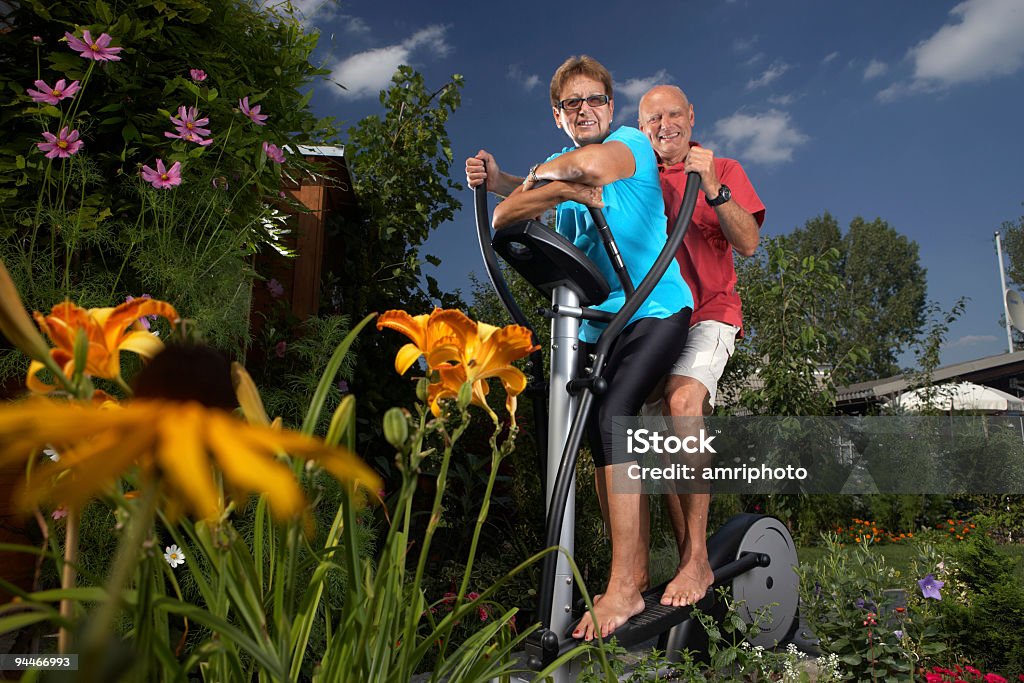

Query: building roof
[[836, 350, 1024, 412]]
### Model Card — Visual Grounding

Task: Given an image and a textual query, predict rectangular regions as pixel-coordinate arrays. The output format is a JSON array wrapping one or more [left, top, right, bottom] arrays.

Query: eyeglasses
[[557, 94, 610, 111]]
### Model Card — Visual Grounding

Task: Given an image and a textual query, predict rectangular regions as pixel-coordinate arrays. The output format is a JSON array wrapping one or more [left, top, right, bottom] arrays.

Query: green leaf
[[95, 0, 114, 24], [121, 122, 139, 143], [0, 610, 56, 634]]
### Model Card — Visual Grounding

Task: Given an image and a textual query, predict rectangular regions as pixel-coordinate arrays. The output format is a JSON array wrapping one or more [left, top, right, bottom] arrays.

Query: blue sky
[[288, 0, 1024, 370]]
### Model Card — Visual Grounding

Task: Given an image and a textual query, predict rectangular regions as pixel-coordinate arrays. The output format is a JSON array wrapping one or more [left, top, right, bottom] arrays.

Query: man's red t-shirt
[[659, 144, 765, 333]]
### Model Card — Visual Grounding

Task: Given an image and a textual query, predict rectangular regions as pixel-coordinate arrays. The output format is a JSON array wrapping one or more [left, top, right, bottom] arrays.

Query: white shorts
[[669, 320, 738, 407], [642, 320, 738, 419]]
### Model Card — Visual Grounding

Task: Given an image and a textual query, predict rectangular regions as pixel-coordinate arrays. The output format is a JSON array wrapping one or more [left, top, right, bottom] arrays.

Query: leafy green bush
[[936, 530, 1024, 676], [797, 535, 947, 680], [0, 0, 337, 358]]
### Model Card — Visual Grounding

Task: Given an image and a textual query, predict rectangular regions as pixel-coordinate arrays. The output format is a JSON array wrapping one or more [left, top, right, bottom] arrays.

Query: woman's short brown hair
[[549, 55, 613, 108]]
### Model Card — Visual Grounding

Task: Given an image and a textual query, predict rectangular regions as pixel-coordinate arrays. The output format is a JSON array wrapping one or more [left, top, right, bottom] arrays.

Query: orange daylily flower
[[28, 298, 179, 392], [376, 309, 461, 375], [0, 397, 380, 521], [378, 309, 538, 421]]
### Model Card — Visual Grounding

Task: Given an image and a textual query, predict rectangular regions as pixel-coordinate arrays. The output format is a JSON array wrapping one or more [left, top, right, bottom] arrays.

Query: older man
[[638, 84, 765, 607]]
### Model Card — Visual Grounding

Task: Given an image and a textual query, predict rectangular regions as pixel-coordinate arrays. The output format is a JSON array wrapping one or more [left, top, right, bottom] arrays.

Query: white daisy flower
[[164, 544, 185, 569]]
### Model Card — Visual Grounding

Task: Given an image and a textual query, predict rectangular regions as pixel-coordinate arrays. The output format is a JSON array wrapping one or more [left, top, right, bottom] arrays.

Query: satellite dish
[[1006, 289, 1024, 331]]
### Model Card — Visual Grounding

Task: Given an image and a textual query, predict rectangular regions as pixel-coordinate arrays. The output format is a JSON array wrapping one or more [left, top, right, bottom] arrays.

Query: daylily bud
[[383, 407, 408, 449], [326, 394, 356, 446], [0, 259, 51, 363], [416, 377, 429, 403], [231, 361, 270, 426], [457, 382, 472, 410]]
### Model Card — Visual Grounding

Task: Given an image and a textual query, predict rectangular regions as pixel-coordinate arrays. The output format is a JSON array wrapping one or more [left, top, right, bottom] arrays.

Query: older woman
[[465, 55, 693, 641]]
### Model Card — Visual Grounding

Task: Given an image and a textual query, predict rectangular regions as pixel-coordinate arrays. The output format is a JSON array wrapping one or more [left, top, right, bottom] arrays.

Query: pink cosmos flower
[[266, 278, 284, 299], [262, 141, 286, 164], [125, 294, 158, 330], [275, 340, 287, 358], [26, 78, 81, 105], [164, 129, 214, 146], [141, 159, 182, 189], [52, 506, 68, 520], [37, 127, 83, 158], [239, 96, 268, 125], [32, 36, 43, 44], [169, 105, 211, 138], [189, 68, 207, 82], [64, 30, 122, 61]]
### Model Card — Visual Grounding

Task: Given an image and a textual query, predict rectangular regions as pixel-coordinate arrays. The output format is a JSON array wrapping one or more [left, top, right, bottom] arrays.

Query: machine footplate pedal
[[568, 581, 711, 649]]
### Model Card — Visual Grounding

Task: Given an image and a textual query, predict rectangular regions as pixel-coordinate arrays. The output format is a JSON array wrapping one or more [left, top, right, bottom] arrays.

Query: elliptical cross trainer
[[473, 169, 800, 681]]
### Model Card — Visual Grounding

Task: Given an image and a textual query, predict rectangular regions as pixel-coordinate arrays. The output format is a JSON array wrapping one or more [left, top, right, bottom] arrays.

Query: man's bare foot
[[660, 556, 714, 607], [572, 587, 645, 641]]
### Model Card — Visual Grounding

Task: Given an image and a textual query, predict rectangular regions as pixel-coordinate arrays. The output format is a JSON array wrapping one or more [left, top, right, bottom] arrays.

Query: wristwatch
[[706, 184, 731, 207]]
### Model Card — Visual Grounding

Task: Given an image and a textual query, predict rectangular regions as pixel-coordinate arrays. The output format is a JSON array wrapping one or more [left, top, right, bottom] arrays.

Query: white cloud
[[508, 65, 541, 91], [343, 16, 369, 34], [768, 94, 795, 106], [330, 25, 450, 99], [613, 69, 672, 123], [277, 0, 338, 26], [707, 110, 809, 165], [742, 52, 765, 67], [909, 0, 1024, 87], [946, 334, 998, 349], [876, 82, 908, 102], [822, 51, 839, 64], [863, 59, 888, 80], [733, 36, 758, 53], [746, 61, 790, 89]]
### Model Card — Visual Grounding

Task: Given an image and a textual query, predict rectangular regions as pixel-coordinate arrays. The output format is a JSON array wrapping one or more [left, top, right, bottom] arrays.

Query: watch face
[[709, 184, 731, 205]]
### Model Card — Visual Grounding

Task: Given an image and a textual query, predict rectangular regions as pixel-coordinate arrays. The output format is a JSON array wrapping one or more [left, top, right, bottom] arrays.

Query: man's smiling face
[[639, 85, 695, 165]]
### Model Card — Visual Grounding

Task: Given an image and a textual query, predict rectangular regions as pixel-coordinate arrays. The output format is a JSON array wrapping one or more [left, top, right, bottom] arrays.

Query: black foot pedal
[[566, 581, 712, 648]]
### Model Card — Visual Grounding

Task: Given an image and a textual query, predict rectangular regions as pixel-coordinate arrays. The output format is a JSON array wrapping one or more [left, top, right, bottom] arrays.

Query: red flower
[[984, 675, 1007, 683]]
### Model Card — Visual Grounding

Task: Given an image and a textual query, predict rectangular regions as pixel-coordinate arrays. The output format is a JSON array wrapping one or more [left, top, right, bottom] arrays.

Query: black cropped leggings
[[578, 308, 691, 467]]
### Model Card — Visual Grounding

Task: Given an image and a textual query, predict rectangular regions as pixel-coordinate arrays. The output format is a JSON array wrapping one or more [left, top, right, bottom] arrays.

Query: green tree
[[722, 237, 867, 415], [1001, 207, 1024, 286], [781, 213, 928, 382], [999, 207, 1024, 349], [331, 66, 464, 320], [328, 66, 466, 462]]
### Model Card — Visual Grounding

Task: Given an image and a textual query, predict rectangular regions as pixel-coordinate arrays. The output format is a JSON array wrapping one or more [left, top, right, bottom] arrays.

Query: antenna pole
[[996, 230, 1014, 353]]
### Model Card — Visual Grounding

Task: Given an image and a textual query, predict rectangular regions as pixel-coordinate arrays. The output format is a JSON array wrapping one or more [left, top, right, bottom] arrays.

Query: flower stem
[[57, 505, 79, 654], [81, 477, 158, 664]]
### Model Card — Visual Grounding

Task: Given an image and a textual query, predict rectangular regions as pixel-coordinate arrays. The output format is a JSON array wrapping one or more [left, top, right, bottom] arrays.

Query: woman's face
[[552, 74, 614, 147]]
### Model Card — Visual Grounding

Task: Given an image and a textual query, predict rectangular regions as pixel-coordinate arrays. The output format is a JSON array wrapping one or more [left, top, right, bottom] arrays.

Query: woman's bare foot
[[660, 555, 714, 607], [572, 585, 645, 641]]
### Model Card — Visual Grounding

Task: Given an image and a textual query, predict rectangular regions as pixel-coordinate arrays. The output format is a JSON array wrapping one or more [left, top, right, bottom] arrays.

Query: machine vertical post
[[546, 285, 580, 660]]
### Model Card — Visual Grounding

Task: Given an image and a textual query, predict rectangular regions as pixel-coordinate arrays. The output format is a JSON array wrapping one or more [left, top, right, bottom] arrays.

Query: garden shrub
[[797, 535, 947, 681], [0, 0, 338, 361], [937, 531, 1024, 676]]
